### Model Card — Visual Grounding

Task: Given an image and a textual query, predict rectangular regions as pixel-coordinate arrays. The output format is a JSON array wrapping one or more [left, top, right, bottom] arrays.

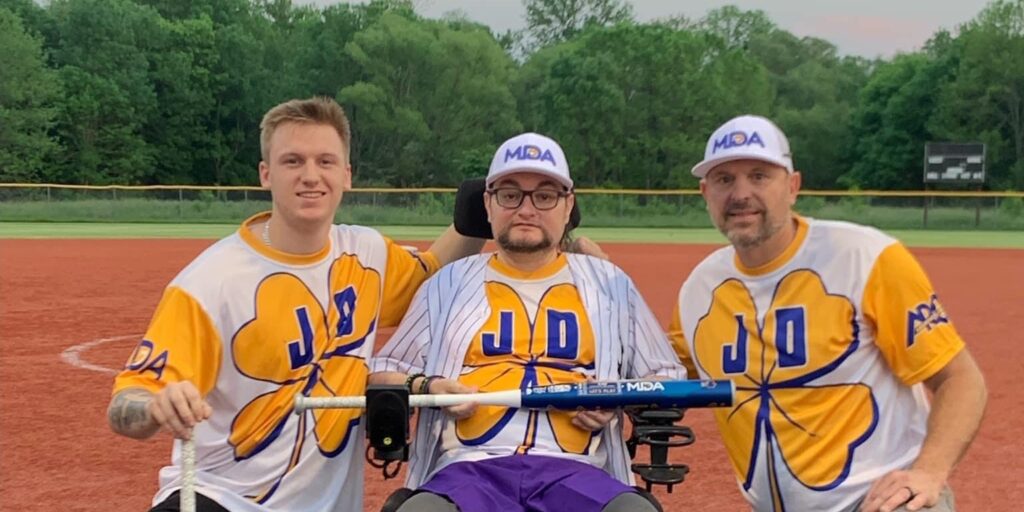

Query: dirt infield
[[0, 239, 1020, 511]]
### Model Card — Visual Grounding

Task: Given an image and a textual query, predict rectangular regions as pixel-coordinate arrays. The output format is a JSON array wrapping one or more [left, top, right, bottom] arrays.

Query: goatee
[[497, 229, 553, 254]]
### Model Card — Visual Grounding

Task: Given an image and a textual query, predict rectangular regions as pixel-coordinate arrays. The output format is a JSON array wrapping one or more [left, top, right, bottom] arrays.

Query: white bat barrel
[[293, 390, 522, 412], [181, 437, 196, 512]]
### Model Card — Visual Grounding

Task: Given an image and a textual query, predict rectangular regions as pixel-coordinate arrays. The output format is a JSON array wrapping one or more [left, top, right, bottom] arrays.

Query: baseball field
[[0, 224, 1020, 511]]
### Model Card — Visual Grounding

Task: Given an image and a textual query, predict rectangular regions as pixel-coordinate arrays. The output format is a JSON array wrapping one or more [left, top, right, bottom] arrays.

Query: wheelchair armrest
[[628, 407, 685, 424], [625, 407, 694, 457], [631, 424, 696, 449]]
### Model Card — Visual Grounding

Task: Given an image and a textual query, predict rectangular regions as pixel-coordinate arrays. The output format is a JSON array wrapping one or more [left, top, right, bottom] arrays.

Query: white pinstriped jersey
[[372, 253, 686, 487], [669, 217, 965, 512], [112, 212, 439, 512]]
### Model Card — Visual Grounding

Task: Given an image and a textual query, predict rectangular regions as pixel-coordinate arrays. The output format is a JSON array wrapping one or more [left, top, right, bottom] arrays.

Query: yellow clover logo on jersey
[[230, 255, 380, 464], [458, 282, 597, 454], [693, 270, 877, 499]]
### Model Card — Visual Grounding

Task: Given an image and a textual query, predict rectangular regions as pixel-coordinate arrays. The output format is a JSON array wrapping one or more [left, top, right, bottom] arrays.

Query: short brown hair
[[259, 97, 352, 161]]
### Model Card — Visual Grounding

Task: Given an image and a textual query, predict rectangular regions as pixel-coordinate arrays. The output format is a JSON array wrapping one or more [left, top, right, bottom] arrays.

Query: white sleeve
[[624, 279, 687, 380], [369, 282, 431, 375]]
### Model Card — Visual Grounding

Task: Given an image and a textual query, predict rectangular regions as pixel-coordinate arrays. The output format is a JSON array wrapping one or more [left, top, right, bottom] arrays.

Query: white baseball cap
[[487, 132, 573, 190], [691, 115, 794, 178]]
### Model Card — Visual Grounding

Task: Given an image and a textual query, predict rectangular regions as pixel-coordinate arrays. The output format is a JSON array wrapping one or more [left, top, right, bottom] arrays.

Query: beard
[[716, 200, 785, 249], [496, 226, 554, 254]]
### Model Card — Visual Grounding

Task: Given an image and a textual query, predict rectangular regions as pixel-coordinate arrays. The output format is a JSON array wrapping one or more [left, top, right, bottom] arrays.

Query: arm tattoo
[[108, 389, 159, 439]]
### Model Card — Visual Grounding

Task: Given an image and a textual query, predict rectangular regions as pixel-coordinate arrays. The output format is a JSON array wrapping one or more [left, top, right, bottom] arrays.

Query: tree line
[[1, 0, 1022, 190]]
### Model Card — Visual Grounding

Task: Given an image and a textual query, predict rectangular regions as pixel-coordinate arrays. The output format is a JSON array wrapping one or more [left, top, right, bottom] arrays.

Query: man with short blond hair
[[107, 96, 484, 512], [259, 96, 352, 160]]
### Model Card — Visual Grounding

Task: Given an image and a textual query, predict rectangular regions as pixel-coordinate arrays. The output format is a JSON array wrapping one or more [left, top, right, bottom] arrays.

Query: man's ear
[[342, 163, 353, 191], [259, 161, 271, 189], [568, 192, 581, 230], [789, 171, 802, 205]]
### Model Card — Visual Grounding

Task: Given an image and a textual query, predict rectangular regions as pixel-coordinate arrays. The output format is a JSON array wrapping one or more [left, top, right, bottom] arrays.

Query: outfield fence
[[1, 184, 1023, 230]]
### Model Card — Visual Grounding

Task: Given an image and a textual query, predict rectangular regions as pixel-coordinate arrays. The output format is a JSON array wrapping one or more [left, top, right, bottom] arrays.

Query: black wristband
[[405, 373, 426, 393], [419, 375, 443, 395]]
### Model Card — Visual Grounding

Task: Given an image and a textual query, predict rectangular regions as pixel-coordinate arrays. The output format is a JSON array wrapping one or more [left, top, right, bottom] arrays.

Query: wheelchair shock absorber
[[625, 407, 696, 493]]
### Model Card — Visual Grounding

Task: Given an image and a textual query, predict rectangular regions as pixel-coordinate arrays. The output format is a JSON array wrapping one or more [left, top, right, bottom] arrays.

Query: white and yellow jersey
[[372, 252, 685, 486], [112, 212, 439, 512], [670, 216, 964, 512], [442, 254, 601, 468]]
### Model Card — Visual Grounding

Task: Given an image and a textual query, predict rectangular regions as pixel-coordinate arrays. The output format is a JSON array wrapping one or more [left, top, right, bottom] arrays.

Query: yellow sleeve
[[668, 301, 699, 379], [863, 243, 964, 385], [378, 238, 441, 328], [112, 286, 222, 397]]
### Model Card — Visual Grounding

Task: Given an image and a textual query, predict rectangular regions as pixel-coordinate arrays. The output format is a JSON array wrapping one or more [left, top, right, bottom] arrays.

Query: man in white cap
[[669, 115, 987, 512], [370, 132, 686, 512]]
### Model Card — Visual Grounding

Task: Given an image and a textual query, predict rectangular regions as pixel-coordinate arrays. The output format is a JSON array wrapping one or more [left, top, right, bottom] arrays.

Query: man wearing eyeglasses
[[369, 133, 685, 512]]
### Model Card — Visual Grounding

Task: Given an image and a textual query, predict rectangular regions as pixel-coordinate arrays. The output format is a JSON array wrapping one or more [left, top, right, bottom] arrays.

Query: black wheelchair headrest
[[453, 177, 581, 239]]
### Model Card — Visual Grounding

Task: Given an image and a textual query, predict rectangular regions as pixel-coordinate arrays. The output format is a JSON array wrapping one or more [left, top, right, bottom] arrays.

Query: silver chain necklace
[[262, 219, 272, 246]]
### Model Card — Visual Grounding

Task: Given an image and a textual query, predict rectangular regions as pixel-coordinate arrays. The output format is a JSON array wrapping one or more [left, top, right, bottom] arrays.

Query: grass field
[[1, 222, 1022, 248]]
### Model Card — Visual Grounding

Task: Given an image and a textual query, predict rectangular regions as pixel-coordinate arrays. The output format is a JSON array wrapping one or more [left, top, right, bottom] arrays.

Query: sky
[[300, 0, 993, 57]]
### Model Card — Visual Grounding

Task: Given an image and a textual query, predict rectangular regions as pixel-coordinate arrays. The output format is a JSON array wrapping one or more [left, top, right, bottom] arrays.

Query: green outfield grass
[[1, 222, 1022, 248]]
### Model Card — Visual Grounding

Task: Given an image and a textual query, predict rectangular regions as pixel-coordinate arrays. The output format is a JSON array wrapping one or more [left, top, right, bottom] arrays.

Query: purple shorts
[[418, 454, 634, 512]]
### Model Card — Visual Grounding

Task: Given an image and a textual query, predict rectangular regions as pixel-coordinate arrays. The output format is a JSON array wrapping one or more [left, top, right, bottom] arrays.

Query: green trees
[[846, 0, 1024, 190], [0, 7, 61, 182], [752, 34, 869, 189], [517, 23, 770, 188], [524, 0, 633, 47], [696, 6, 871, 188], [339, 13, 519, 186], [930, 0, 1024, 189], [48, 0, 163, 184], [845, 53, 951, 189], [0, 0, 1020, 190]]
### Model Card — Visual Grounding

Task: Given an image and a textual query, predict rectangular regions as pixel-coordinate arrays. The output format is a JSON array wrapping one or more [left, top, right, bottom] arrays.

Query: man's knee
[[601, 491, 660, 512], [395, 491, 460, 512]]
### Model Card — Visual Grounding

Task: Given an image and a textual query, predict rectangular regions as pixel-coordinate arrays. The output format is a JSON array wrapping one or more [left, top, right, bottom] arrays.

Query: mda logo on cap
[[488, 132, 573, 189], [505, 145, 557, 166], [691, 115, 794, 177], [712, 131, 766, 154]]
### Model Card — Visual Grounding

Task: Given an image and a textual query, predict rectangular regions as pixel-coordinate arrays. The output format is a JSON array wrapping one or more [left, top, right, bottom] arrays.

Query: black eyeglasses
[[488, 187, 569, 210]]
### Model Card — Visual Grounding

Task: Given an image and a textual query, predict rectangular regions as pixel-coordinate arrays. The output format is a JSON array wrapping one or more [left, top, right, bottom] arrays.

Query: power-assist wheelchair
[[364, 385, 698, 512], [369, 179, 699, 511]]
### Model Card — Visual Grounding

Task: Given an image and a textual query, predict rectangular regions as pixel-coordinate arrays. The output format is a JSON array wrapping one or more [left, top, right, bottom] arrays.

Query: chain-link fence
[[1, 184, 1022, 230]]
